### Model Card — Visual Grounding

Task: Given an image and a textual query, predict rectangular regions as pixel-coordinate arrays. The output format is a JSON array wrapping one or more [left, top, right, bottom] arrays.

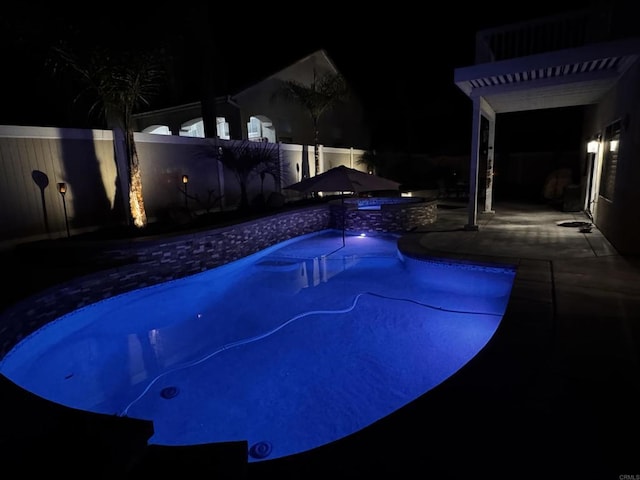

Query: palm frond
[[274, 71, 350, 122]]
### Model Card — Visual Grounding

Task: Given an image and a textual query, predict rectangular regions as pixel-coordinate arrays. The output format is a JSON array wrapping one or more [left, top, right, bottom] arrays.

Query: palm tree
[[202, 140, 285, 212], [357, 150, 396, 178], [49, 43, 165, 228], [275, 70, 349, 177]]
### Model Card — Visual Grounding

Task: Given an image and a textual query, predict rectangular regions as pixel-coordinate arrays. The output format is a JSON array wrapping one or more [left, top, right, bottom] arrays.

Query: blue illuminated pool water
[[0, 230, 516, 462]]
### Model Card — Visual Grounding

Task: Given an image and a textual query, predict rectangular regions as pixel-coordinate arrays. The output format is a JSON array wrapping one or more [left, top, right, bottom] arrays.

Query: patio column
[[483, 105, 496, 214], [465, 97, 482, 231]]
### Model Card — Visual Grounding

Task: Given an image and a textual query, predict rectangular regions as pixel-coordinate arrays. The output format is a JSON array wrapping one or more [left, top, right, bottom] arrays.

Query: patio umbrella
[[285, 165, 401, 245], [285, 165, 401, 196]]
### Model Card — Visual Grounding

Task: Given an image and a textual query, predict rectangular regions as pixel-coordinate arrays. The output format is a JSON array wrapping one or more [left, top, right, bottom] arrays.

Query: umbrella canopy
[[285, 165, 401, 195]]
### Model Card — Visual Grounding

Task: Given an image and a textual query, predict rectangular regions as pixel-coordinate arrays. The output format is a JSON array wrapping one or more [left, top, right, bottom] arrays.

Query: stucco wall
[[590, 61, 640, 255]]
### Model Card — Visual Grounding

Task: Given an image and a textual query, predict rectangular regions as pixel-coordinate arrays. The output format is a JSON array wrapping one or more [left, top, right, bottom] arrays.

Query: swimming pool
[[0, 230, 516, 462]]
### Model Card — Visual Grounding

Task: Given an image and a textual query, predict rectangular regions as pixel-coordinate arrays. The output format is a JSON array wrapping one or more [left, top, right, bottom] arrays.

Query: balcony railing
[[475, 5, 637, 64]]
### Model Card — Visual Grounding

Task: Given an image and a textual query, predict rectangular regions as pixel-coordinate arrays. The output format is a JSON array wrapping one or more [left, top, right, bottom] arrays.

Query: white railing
[[474, 6, 633, 64]]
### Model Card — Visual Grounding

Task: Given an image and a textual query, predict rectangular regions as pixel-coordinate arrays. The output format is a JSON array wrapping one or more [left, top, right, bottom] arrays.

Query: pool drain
[[160, 386, 179, 399], [557, 221, 591, 228], [249, 441, 272, 459]]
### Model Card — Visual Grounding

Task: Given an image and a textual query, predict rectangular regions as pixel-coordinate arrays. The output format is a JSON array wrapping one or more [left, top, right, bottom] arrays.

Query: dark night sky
[[0, 1, 602, 154]]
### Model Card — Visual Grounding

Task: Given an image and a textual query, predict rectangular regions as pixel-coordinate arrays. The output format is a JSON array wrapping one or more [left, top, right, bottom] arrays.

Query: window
[[216, 117, 230, 140], [180, 118, 205, 138], [143, 125, 172, 135], [247, 117, 261, 139], [599, 120, 621, 202]]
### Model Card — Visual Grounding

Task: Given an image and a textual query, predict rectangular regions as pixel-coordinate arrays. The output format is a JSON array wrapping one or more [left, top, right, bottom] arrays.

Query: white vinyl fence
[[0, 125, 367, 248]]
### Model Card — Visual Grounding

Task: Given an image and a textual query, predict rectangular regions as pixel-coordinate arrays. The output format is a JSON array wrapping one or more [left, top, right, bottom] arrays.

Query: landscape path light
[[182, 174, 189, 210], [57, 182, 70, 238]]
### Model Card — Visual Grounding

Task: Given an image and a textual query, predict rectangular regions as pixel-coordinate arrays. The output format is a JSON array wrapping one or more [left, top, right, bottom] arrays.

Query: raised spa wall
[[0, 198, 436, 359], [332, 196, 437, 234]]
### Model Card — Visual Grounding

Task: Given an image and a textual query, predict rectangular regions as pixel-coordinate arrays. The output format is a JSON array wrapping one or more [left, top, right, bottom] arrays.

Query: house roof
[[231, 49, 339, 99], [134, 49, 340, 119]]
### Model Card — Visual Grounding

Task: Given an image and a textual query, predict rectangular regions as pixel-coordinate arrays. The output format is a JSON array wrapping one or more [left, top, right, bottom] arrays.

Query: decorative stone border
[[332, 197, 437, 234]]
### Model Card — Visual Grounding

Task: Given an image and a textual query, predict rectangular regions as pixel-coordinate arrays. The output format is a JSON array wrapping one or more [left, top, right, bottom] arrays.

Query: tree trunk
[[239, 182, 249, 211], [108, 108, 147, 228], [313, 119, 320, 176], [111, 126, 132, 226], [126, 129, 147, 227]]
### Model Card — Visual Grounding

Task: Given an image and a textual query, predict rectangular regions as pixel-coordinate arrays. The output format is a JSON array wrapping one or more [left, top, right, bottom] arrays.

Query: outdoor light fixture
[[610, 139, 619, 152], [181, 174, 189, 210], [57, 182, 70, 238], [587, 140, 599, 154]]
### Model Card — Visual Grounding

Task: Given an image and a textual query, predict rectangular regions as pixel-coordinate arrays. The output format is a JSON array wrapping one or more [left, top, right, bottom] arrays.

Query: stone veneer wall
[[0, 205, 331, 359], [333, 198, 437, 234]]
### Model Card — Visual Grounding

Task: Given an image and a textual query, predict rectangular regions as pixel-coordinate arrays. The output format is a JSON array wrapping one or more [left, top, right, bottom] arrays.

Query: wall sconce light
[[57, 182, 70, 238], [609, 139, 619, 152], [181, 175, 189, 210], [587, 140, 599, 154]]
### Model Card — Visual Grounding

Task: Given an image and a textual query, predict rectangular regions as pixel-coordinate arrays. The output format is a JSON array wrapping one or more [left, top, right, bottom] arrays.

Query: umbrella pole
[[341, 192, 345, 247]]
